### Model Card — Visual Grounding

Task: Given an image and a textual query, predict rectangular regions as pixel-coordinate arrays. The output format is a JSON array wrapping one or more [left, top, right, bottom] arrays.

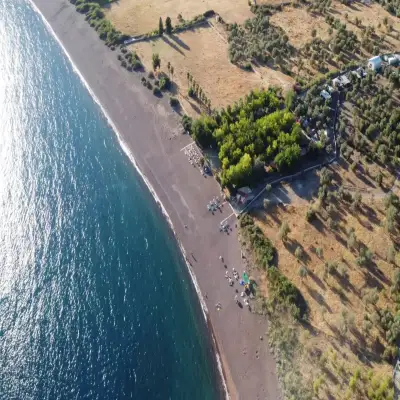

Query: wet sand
[[30, 1, 282, 398]]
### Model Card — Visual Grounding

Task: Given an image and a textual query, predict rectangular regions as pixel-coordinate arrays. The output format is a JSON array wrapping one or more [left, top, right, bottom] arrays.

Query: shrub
[[152, 53, 161, 71], [169, 97, 179, 107], [159, 76, 171, 91], [266, 266, 306, 320], [305, 207, 316, 222], [188, 86, 195, 98], [239, 214, 275, 268], [294, 246, 303, 260], [132, 59, 142, 71], [153, 87, 162, 96], [181, 115, 193, 133], [278, 221, 290, 241], [146, 81, 153, 90], [148, 71, 155, 79]]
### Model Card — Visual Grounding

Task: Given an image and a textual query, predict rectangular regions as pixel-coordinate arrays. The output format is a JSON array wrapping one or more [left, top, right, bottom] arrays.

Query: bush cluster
[[239, 214, 306, 320], [73, 1, 122, 45], [228, 13, 293, 65]]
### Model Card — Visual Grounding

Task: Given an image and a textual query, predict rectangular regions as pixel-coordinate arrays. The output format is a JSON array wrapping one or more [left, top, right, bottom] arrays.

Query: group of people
[[184, 144, 201, 168], [207, 196, 221, 213], [219, 256, 251, 310]]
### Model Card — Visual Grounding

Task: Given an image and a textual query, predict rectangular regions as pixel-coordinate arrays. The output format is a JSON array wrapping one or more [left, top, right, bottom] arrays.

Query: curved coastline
[[27, 1, 282, 398], [28, 0, 229, 397]]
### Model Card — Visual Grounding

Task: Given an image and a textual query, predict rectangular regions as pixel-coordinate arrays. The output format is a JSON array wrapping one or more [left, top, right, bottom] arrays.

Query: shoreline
[[28, 2, 228, 395], [28, 1, 282, 398]]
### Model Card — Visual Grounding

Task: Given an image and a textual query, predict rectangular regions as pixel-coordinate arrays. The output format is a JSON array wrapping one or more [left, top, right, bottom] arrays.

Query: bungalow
[[368, 56, 382, 71], [320, 90, 331, 100]]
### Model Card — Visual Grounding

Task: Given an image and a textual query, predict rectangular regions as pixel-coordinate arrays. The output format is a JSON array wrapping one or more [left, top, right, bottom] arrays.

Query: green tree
[[165, 16, 172, 35], [385, 205, 398, 233], [152, 53, 161, 71], [347, 228, 357, 249], [299, 266, 308, 282], [285, 89, 295, 111], [279, 221, 290, 242], [295, 246, 304, 259], [158, 17, 164, 36], [387, 245, 396, 264], [223, 153, 252, 187]]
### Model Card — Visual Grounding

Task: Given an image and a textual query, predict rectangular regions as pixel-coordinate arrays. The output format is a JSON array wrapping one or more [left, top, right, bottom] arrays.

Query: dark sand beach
[[30, 1, 282, 398]]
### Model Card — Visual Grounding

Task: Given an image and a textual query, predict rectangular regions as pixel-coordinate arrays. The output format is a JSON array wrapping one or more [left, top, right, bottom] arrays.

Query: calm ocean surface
[[0, 1, 221, 398]]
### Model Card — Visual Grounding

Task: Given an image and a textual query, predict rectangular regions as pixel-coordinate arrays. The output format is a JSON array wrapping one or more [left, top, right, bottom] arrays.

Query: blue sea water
[[0, 1, 221, 399]]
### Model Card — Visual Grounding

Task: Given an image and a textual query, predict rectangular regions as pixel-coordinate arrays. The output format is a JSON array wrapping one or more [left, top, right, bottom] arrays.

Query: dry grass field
[[269, 1, 400, 79], [131, 24, 294, 113], [245, 161, 399, 399], [271, 1, 400, 53], [270, 7, 332, 48], [105, 0, 254, 36], [332, 1, 400, 50]]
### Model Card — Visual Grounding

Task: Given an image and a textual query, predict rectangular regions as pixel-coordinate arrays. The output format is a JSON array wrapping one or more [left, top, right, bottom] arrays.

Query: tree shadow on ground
[[307, 268, 327, 290], [169, 34, 191, 51], [305, 284, 332, 313], [161, 35, 185, 56]]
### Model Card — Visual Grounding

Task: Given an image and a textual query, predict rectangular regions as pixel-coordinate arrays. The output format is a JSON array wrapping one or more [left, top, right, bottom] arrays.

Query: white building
[[320, 90, 331, 100], [368, 56, 382, 71]]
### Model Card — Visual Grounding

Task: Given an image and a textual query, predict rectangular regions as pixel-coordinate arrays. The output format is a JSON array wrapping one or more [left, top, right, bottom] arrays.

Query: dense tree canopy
[[189, 90, 303, 187]]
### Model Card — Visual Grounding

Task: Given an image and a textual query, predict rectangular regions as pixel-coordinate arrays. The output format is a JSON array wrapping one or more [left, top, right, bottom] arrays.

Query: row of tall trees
[[186, 72, 212, 111], [158, 16, 173, 36]]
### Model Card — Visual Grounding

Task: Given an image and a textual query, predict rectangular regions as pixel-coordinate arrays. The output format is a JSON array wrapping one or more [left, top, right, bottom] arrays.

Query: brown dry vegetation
[[105, 0, 254, 36], [331, 1, 400, 52], [131, 24, 294, 114], [270, 7, 332, 48], [246, 161, 399, 399]]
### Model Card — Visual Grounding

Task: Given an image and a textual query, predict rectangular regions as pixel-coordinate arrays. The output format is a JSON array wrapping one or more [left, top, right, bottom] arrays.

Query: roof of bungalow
[[320, 90, 331, 100], [368, 55, 382, 65]]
